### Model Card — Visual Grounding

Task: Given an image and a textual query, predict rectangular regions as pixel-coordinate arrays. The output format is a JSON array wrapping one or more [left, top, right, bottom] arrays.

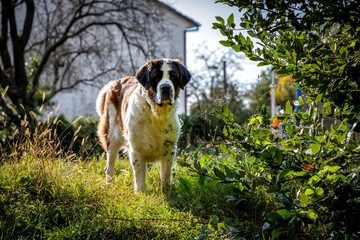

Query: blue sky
[[162, 0, 268, 85]]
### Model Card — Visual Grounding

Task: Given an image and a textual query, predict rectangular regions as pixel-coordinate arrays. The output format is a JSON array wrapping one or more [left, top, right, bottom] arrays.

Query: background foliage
[[213, 0, 360, 124]]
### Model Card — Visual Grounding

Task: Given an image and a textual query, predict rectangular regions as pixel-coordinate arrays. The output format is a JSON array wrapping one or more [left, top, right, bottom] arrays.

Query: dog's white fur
[[96, 59, 191, 192]]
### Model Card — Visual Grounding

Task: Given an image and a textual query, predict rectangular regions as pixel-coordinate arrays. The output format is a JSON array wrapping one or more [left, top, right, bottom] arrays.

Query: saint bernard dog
[[96, 59, 191, 192]]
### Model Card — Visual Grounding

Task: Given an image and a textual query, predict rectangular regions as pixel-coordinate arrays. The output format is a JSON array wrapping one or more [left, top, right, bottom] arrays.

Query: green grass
[[0, 151, 273, 239], [0, 155, 196, 239], [0, 113, 272, 239]]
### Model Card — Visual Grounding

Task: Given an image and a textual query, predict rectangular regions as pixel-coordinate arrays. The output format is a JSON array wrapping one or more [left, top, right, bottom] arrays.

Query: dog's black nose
[[160, 84, 171, 92]]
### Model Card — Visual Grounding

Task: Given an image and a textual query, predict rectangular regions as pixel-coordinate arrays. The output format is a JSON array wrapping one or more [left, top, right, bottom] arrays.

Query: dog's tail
[[96, 81, 113, 116], [96, 81, 114, 151]]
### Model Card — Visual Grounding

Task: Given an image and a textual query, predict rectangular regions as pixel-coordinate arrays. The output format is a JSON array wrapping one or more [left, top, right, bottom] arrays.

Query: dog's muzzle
[[160, 84, 172, 99], [156, 83, 173, 106]]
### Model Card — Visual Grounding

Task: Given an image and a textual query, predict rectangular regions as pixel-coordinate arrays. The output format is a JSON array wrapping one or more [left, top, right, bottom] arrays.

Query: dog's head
[[135, 59, 191, 106]]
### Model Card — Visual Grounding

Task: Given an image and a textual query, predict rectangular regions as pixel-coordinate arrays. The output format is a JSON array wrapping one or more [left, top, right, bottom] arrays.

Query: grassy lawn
[[0, 155, 192, 239], [0, 151, 269, 239]]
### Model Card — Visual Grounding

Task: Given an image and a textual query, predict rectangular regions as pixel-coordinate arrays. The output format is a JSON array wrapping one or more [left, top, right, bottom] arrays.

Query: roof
[[156, 0, 201, 29]]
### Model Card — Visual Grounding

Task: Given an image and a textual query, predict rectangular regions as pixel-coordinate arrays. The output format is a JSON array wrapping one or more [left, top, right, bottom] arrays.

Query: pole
[[271, 70, 276, 117], [223, 61, 227, 93]]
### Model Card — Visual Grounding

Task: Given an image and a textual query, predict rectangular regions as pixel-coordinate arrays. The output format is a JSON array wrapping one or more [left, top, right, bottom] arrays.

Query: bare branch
[[51, 68, 117, 98], [21, 0, 34, 48]]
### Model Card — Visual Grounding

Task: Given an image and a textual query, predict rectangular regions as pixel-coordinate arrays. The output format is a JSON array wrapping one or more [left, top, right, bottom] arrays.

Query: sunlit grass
[[0, 156, 201, 239]]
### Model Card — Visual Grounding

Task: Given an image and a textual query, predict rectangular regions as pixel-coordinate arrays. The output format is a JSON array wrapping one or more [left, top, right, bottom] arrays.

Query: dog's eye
[[156, 72, 163, 81], [169, 71, 177, 81], [150, 71, 163, 82]]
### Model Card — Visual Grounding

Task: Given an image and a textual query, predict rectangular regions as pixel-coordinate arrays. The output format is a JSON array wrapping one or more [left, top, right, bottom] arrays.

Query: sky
[[161, 0, 268, 85]]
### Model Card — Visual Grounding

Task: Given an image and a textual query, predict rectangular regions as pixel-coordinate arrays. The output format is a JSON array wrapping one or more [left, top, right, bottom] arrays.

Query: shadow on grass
[[165, 174, 273, 239]]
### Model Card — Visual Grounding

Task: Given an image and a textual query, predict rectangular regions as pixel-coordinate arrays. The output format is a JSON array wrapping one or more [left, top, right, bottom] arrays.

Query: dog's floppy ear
[[173, 60, 191, 90], [135, 62, 152, 90]]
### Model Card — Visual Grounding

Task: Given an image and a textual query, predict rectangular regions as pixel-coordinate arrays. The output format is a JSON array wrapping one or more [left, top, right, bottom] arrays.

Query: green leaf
[[322, 101, 331, 115], [247, 30, 257, 38], [285, 101, 292, 115], [271, 229, 281, 239], [220, 40, 232, 47], [323, 165, 341, 173], [214, 167, 226, 180], [353, 146, 360, 153], [315, 135, 326, 143], [217, 222, 226, 232], [299, 194, 310, 205], [224, 165, 233, 178], [308, 175, 321, 186], [339, 64, 347, 73], [215, 16, 225, 25], [310, 143, 321, 154], [231, 44, 241, 52], [277, 209, 295, 220], [212, 23, 224, 30], [315, 93, 323, 103], [304, 188, 314, 196], [298, 96, 304, 106], [266, 211, 282, 223], [316, 187, 324, 196], [307, 210, 318, 221], [277, 69, 291, 75], [279, 169, 292, 179], [227, 13, 234, 26], [177, 160, 191, 168], [330, 42, 336, 52], [292, 171, 311, 177], [257, 61, 269, 66]]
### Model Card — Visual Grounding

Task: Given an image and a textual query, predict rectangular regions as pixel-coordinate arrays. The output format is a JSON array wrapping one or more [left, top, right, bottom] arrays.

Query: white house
[[51, 1, 200, 120]]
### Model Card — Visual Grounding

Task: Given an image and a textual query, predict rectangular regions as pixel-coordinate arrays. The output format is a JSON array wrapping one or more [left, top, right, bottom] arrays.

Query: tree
[[187, 45, 249, 123], [0, 0, 169, 127], [213, 0, 360, 124]]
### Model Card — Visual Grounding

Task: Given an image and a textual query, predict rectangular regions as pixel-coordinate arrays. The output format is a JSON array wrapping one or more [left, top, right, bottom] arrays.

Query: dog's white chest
[[126, 103, 180, 161]]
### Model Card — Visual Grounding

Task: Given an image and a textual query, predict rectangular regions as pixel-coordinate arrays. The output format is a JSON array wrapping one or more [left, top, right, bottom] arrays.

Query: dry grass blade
[[1, 86, 9, 97], [72, 116, 83, 125]]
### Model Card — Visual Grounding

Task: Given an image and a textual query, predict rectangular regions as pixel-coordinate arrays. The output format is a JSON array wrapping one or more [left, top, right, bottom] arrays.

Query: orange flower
[[272, 119, 281, 128], [301, 163, 315, 171]]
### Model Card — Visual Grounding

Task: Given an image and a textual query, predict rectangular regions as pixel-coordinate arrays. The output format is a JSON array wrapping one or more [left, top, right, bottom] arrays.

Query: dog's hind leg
[[105, 102, 123, 184], [105, 140, 121, 184]]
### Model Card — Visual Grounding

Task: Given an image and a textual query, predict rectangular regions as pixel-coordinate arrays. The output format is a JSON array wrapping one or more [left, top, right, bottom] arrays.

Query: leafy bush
[[179, 99, 360, 239]]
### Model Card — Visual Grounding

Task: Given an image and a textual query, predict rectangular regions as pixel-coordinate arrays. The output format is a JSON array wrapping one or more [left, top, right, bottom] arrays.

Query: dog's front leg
[[160, 157, 173, 192], [130, 152, 146, 192]]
